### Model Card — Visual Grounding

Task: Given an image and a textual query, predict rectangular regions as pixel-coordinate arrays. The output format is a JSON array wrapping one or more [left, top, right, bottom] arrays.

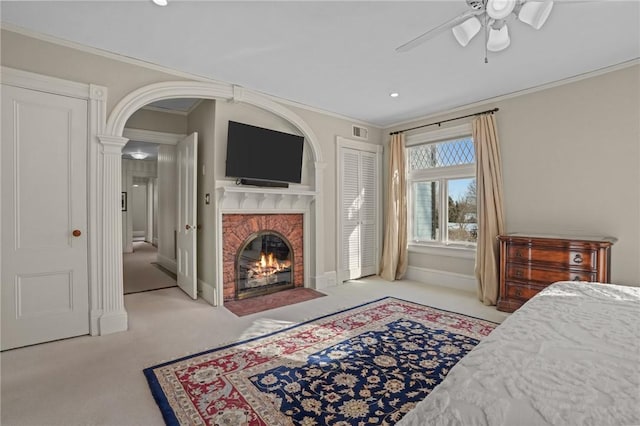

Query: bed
[[399, 281, 640, 426]]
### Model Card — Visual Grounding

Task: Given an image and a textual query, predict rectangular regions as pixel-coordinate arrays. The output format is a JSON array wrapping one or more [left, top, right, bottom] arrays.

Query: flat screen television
[[225, 121, 304, 184]]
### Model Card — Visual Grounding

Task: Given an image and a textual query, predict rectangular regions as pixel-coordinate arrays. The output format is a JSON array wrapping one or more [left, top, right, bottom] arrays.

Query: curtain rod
[[389, 107, 499, 135]]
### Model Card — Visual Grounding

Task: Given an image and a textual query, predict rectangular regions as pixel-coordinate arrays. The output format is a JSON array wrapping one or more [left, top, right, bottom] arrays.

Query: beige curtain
[[473, 113, 505, 305], [379, 133, 408, 281]]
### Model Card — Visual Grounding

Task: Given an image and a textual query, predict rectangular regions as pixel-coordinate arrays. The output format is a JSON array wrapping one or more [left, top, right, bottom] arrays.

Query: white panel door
[[176, 133, 198, 299], [339, 147, 379, 282], [1, 85, 89, 350]]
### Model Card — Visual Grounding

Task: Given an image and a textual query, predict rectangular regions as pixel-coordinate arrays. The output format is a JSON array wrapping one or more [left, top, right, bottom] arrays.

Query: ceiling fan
[[396, 0, 554, 55]]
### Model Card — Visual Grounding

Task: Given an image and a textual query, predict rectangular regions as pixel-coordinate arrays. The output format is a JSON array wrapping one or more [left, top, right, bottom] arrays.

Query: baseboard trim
[[405, 266, 477, 294], [199, 279, 217, 306], [90, 309, 103, 336], [157, 254, 177, 274], [98, 310, 128, 335], [313, 271, 337, 290]]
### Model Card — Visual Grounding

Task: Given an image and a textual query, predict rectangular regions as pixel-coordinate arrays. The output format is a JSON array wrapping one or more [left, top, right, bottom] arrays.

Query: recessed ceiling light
[[152, 0, 168, 6], [390, 92, 399, 98]]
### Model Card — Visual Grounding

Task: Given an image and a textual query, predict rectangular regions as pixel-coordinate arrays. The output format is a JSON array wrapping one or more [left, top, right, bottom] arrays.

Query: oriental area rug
[[144, 297, 497, 426]]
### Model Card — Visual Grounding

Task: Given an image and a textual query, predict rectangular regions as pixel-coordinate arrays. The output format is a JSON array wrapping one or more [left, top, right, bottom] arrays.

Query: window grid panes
[[408, 135, 477, 247], [408, 137, 474, 171], [412, 181, 440, 242]]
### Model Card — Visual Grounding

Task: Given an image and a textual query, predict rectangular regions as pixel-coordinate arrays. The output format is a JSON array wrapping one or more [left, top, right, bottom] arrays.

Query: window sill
[[408, 243, 476, 259]]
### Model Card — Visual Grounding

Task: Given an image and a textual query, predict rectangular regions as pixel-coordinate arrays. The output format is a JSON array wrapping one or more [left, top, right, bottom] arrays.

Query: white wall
[[131, 184, 147, 237], [385, 64, 640, 287], [121, 159, 157, 252]]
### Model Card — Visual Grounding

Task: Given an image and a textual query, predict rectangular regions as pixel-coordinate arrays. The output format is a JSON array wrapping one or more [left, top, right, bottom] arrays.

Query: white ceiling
[[2, 1, 639, 127]]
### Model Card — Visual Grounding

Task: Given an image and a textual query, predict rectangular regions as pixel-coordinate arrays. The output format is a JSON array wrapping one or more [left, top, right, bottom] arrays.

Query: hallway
[[123, 242, 177, 294]]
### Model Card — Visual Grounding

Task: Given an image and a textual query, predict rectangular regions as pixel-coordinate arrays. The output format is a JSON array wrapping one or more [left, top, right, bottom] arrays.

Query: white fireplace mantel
[[217, 184, 317, 212]]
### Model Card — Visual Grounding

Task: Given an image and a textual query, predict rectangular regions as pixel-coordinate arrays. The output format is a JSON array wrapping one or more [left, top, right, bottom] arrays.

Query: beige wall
[[386, 64, 640, 286], [126, 109, 188, 134], [212, 101, 385, 276], [186, 100, 217, 290], [1, 29, 182, 114], [288, 105, 385, 272], [1, 29, 386, 288]]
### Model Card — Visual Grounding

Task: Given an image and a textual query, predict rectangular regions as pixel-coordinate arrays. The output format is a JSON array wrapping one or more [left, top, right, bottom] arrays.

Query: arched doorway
[[96, 81, 325, 335]]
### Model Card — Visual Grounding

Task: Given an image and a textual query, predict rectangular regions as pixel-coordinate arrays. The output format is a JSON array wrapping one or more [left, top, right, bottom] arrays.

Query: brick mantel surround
[[222, 214, 303, 301]]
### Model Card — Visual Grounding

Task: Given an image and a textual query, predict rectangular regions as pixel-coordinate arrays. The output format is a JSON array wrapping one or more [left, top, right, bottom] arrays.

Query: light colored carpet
[[123, 242, 177, 294], [0, 276, 509, 426]]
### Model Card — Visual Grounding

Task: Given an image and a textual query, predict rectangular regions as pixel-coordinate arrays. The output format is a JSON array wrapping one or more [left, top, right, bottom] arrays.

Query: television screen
[[225, 121, 304, 184]]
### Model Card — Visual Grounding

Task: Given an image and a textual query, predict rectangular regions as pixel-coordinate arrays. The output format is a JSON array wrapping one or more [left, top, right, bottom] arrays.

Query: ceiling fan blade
[[396, 9, 484, 53]]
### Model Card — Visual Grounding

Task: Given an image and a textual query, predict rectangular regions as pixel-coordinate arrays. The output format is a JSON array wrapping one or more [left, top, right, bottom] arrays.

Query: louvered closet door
[[339, 147, 379, 282], [341, 148, 361, 280], [359, 152, 378, 277]]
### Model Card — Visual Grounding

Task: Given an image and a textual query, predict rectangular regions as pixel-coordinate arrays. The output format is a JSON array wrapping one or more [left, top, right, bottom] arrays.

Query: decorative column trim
[[97, 135, 129, 334], [312, 161, 326, 288], [88, 84, 108, 336]]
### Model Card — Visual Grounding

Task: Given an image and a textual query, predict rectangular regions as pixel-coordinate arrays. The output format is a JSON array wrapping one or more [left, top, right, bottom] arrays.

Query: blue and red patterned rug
[[144, 297, 496, 425]]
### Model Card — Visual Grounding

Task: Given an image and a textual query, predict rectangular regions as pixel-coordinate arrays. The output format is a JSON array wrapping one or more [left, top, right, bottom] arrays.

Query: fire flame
[[254, 252, 291, 276]]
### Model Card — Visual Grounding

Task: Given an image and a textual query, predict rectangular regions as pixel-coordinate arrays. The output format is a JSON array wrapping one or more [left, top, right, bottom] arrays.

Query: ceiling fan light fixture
[[487, 25, 511, 52], [452, 16, 482, 47], [486, 0, 517, 19], [518, 0, 554, 30], [130, 152, 149, 160]]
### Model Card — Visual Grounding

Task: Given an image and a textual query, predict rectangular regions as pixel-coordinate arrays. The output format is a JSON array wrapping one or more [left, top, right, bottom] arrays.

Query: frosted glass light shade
[[131, 152, 149, 160], [452, 17, 482, 47], [486, 0, 516, 19], [519, 0, 554, 30], [487, 25, 511, 52]]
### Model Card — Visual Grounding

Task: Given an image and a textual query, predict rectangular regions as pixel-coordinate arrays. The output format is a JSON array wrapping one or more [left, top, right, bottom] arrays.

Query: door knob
[[185, 224, 191, 230], [72, 229, 82, 237]]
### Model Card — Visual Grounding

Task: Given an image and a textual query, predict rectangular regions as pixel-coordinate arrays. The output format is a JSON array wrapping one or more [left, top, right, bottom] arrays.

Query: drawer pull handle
[[514, 288, 522, 297], [515, 270, 523, 277], [515, 250, 523, 257], [573, 254, 583, 264], [573, 275, 582, 281]]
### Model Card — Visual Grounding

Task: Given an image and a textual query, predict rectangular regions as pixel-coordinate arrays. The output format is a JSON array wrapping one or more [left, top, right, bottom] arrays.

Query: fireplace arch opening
[[235, 230, 294, 299]]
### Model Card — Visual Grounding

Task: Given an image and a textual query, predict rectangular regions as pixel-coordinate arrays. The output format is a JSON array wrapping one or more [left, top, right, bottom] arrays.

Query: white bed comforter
[[399, 281, 640, 426]]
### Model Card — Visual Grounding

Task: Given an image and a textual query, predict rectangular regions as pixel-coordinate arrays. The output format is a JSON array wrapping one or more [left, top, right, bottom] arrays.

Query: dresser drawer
[[508, 244, 596, 270], [506, 264, 596, 284], [505, 282, 542, 301]]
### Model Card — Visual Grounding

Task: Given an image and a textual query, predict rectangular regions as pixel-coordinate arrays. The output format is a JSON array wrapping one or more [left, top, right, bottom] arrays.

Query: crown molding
[[1, 23, 380, 129], [385, 58, 640, 132]]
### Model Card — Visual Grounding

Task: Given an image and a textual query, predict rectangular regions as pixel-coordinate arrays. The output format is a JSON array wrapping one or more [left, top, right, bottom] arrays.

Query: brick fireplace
[[222, 214, 303, 301]]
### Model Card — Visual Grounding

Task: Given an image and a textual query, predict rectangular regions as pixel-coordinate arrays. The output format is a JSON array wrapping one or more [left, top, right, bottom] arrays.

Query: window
[[407, 124, 477, 250]]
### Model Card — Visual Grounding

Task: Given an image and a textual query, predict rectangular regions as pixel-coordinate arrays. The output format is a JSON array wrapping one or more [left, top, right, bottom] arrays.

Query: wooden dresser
[[497, 234, 616, 312]]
